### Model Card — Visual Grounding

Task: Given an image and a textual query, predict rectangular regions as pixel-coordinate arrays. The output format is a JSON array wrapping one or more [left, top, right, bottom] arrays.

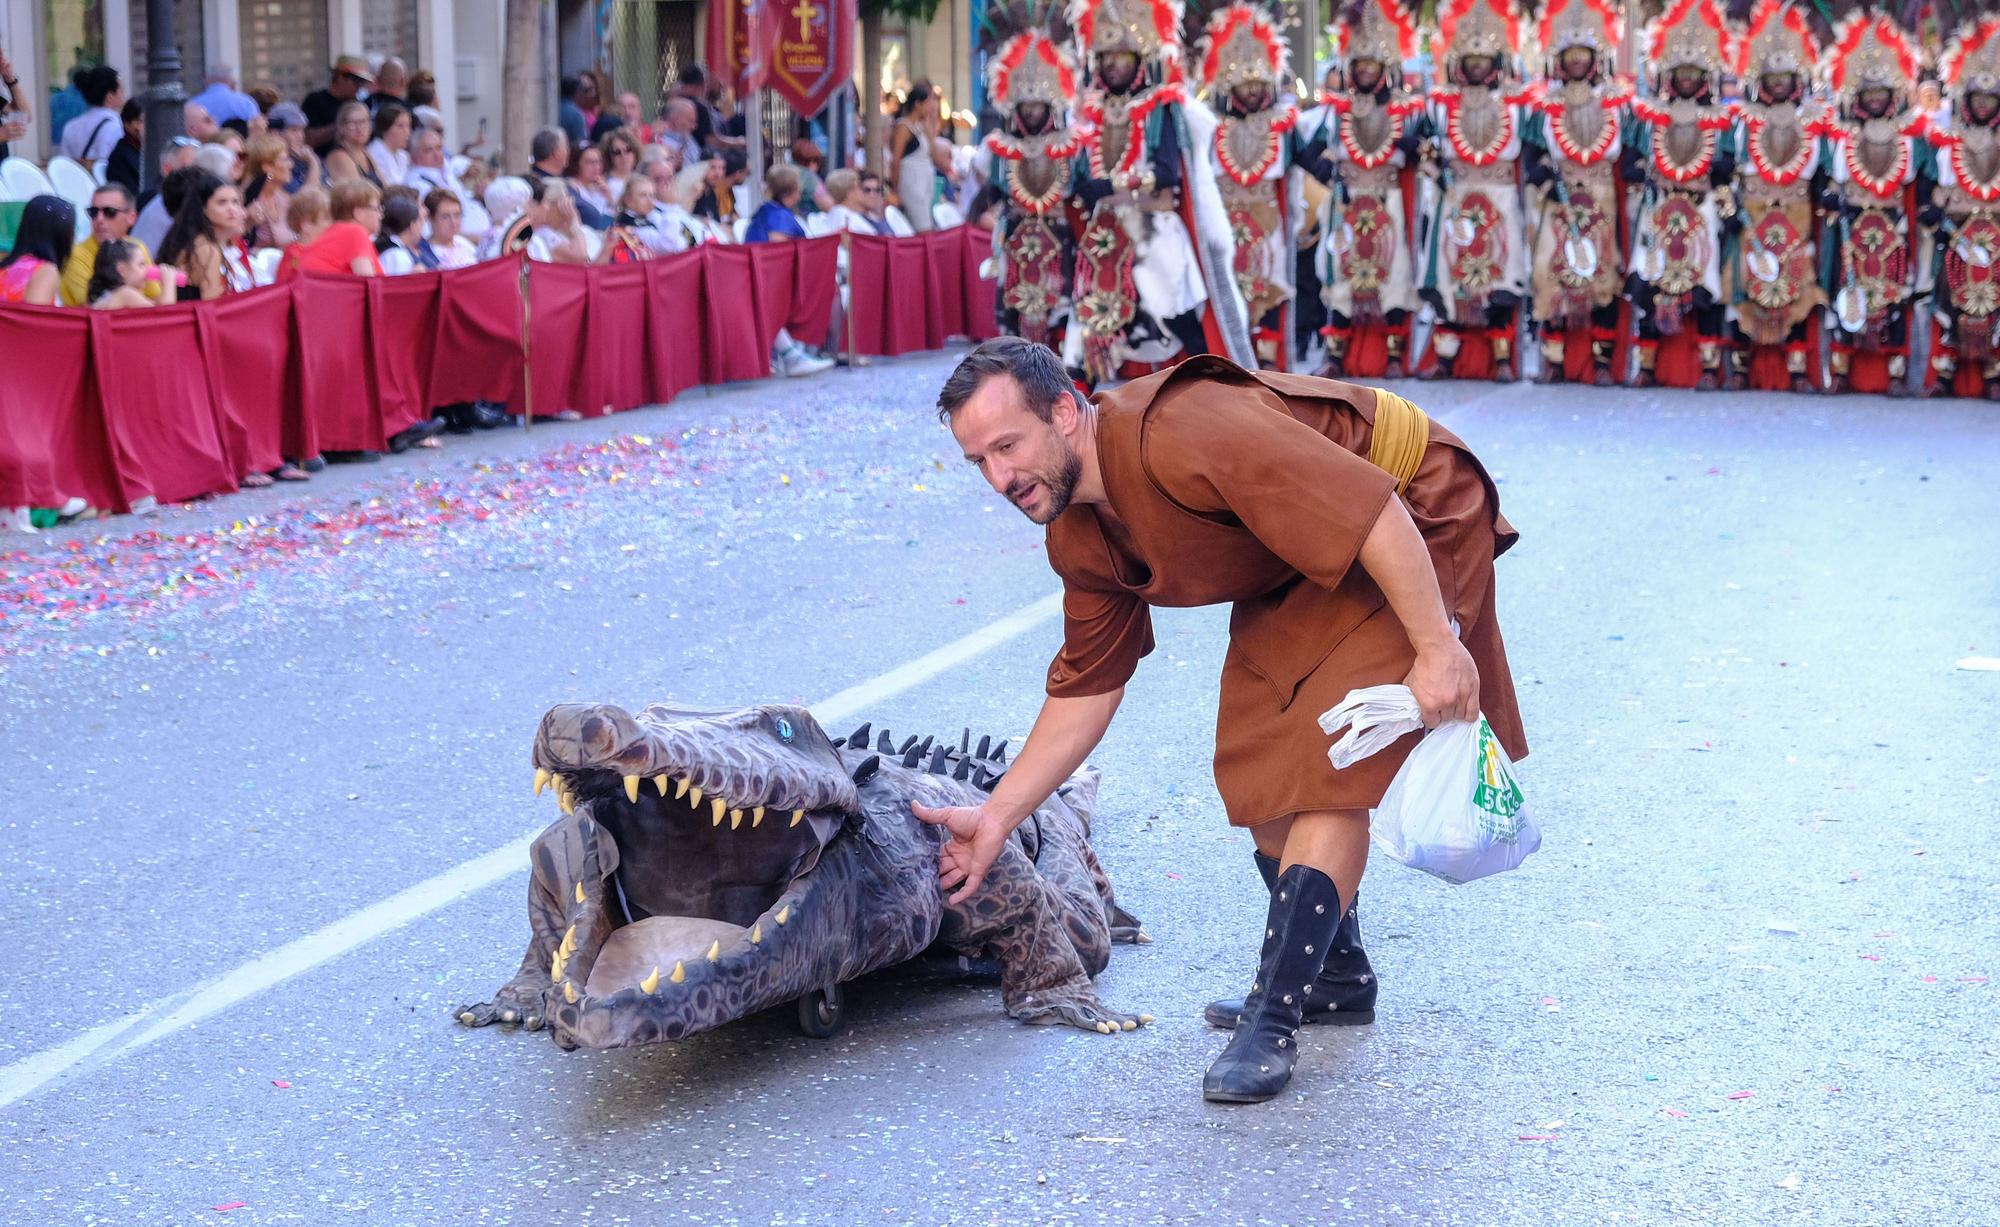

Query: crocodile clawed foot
[[455, 981, 552, 1031], [1009, 977, 1153, 1034]]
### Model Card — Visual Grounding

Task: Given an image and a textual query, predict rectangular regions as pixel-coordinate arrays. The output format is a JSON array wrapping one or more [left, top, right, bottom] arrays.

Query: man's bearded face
[[1098, 52, 1140, 92], [1460, 55, 1496, 85], [1349, 59, 1384, 93], [1231, 80, 1273, 113], [1760, 72, 1797, 104], [1671, 66, 1706, 99], [1016, 101, 1052, 134], [1559, 47, 1596, 82], [1970, 91, 2000, 125], [1858, 87, 1893, 117], [953, 378, 1086, 526]]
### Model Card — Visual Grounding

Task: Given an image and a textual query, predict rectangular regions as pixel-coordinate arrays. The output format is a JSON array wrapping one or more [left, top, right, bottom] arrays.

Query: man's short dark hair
[[92, 182, 135, 209], [530, 127, 565, 163], [721, 148, 748, 176], [121, 98, 143, 122], [559, 75, 581, 101], [936, 337, 1074, 424], [678, 64, 707, 88], [79, 65, 121, 107]]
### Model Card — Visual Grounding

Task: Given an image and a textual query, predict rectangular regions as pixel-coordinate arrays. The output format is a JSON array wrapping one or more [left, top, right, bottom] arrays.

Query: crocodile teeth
[[675, 777, 691, 799], [705, 940, 721, 962], [573, 881, 585, 905], [639, 966, 661, 994], [623, 775, 641, 803], [560, 925, 577, 957], [687, 785, 703, 810], [751, 806, 765, 828], [670, 960, 686, 983], [711, 797, 726, 824], [533, 768, 551, 797], [775, 905, 791, 926], [652, 773, 670, 797], [749, 923, 762, 945], [563, 981, 578, 1004], [790, 809, 804, 828], [559, 791, 575, 816], [550, 950, 565, 981], [729, 808, 743, 829]]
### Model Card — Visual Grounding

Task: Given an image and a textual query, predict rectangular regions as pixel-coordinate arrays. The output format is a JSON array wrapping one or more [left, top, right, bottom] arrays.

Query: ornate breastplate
[[1946, 126, 2000, 206], [1446, 90, 1511, 166], [1841, 117, 1912, 201], [1216, 103, 1297, 187]]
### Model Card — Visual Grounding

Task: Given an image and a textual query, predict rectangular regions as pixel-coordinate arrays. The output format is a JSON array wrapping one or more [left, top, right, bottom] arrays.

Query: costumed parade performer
[[1418, 0, 1531, 382], [1626, 0, 1736, 390], [1922, 15, 2000, 400], [1304, 0, 1425, 380], [1196, 2, 1324, 371], [922, 337, 1526, 1103], [1819, 10, 1928, 396], [1726, 0, 1827, 393], [974, 31, 1086, 348], [1063, 0, 1253, 387], [1522, 0, 1632, 387]]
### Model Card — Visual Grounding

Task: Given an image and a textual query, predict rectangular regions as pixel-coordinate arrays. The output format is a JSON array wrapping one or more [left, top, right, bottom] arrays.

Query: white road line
[[0, 590, 1065, 1112]]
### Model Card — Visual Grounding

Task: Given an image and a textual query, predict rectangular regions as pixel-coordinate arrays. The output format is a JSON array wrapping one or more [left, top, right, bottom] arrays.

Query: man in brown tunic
[[916, 337, 1525, 1103]]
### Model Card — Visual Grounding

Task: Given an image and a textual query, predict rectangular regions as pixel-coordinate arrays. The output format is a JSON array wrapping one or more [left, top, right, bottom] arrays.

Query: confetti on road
[[212, 1203, 248, 1213], [1663, 1108, 1689, 1119], [1726, 1091, 1755, 1101]]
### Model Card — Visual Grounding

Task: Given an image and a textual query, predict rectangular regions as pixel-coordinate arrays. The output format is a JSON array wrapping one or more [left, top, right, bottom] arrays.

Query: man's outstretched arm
[[913, 686, 1125, 903]]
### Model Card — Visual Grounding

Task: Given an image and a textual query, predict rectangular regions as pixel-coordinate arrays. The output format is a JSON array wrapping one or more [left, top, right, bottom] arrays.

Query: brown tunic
[[1044, 355, 1527, 826]]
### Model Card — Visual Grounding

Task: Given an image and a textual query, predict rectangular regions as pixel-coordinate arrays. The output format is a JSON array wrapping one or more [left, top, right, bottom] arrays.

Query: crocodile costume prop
[[456, 701, 1150, 1049]]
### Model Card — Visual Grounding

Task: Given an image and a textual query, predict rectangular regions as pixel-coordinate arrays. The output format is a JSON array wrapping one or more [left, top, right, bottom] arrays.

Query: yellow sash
[[1367, 389, 1430, 495]]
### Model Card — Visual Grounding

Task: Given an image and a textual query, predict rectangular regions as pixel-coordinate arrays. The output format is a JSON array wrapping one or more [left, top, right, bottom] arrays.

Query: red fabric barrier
[[292, 276, 380, 451], [847, 227, 1000, 357], [579, 261, 653, 416], [369, 274, 444, 437], [200, 285, 296, 475], [429, 257, 524, 408], [698, 244, 770, 384], [645, 249, 706, 406], [512, 261, 591, 417], [0, 305, 120, 511], [90, 307, 240, 503]]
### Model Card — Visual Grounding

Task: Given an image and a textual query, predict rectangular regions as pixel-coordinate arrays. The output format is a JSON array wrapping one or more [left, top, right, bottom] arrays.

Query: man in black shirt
[[104, 100, 145, 195], [524, 126, 612, 230], [302, 55, 372, 149]]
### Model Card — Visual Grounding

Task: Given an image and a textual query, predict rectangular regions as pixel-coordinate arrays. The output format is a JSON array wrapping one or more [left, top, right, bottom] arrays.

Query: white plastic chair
[[804, 211, 836, 238], [0, 156, 54, 202], [731, 216, 749, 242], [883, 205, 915, 237], [931, 201, 965, 229], [248, 247, 283, 286], [47, 157, 99, 235], [91, 159, 108, 185]]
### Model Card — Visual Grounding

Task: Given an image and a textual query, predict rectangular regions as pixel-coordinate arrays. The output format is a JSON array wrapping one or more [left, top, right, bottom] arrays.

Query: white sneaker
[[784, 348, 834, 377], [1, 507, 38, 533]]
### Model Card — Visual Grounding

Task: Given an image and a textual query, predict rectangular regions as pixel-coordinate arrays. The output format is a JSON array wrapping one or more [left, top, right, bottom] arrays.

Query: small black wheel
[[795, 984, 846, 1038]]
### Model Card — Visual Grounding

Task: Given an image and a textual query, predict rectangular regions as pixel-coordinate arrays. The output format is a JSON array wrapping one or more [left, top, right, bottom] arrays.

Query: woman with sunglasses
[[322, 101, 382, 188], [599, 128, 641, 206]]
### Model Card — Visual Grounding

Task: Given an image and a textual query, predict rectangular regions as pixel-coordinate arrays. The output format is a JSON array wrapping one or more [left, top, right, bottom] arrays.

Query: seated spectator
[[822, 169, 880, 237], [605, 176, 659, 262], [58, 64, 123, 162], [240, 133, 297, 248], [651, 159, 726, 250], [695, 149, 748, 232], [157, 172, 251, 301], [134, 146, 205, 249], [419, 189, 479, 269], [365, 103, 414, 188], [614, 91, 654, 143], [745, 165, 807, 243], [657, 98, 703, 167], [105, 99, 145, 195], [194, 139, 240, 185], [790, 138, 835, 213], [323, 101, 380, 186], [183, 99, 219, 141], [375, 193, 425, 274], [569, 142, 615, 217], [266, 102, 322, 191], [476, 175, 534, 261], [524, 178, 601, 264], [279, 183, 383, 278], [600, 128, 641, 205], [61, 183, 154, 306], [405, 131, 491, 238], [525, 127, 611, 230], [85, 239, 165, 309], [859, 170, 902, 236], [0, 196, 74, 305]]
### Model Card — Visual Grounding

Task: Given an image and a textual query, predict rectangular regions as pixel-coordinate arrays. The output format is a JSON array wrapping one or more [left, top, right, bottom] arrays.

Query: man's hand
[[911, 801, 1014, 904], [1404, 637, 1480, 727]]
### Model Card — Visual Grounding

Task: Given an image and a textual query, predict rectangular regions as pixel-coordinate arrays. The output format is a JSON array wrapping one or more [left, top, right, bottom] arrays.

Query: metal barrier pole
[[519, 257, 533, 432]]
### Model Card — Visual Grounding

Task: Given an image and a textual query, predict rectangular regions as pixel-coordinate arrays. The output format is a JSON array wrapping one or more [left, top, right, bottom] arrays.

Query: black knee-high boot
[[1203, 864, 1346, 1103], [1204, 852, 1375, 1028]]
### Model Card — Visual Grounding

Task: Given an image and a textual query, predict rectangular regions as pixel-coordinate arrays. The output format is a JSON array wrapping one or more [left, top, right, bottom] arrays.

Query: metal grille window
[[361, 0, 420, 65], [608, 0, 698, 122], [238, 0, 328, 105], [128, 0, 207, 91]]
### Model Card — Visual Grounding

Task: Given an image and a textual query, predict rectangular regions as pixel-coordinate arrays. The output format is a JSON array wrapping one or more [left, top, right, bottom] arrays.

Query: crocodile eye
[[776, 717, 795, 743]]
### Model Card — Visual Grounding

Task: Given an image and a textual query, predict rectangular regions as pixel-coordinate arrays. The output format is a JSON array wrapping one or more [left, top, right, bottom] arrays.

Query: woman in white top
[[648, 159, 728, 251], [599, 129, 642, 211], [420, 188, 480, 269], [375, 193, 425, 275], [365, 103, 415, 190], [569, 144, 617, 219]]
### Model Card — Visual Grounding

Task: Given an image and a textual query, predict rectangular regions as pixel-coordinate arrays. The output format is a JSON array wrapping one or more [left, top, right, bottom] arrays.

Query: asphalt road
[[1, 354, 1995, 1226]]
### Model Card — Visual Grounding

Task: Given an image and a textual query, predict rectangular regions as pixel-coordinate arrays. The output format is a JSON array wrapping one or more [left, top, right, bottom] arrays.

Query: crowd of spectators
[[3, 48, 980, 529]]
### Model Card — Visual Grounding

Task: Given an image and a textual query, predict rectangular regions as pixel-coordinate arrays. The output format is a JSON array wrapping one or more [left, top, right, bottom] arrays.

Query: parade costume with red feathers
[[1417, 0, 1531, 382], [1522, 0, 1633, 386], [1922, 16, 2000, 400], [975, 32, 1085, 349], [1725, 0, 1828, 393], [1819, 12, 1930, 397], [1303, 0, 1424, 380]]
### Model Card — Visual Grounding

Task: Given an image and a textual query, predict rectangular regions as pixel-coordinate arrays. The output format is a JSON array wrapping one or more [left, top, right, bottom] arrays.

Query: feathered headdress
[[1737, 0, 1818, 86], [1326, 0, 1418, 70], [987, 30, 1080, 114], [1537, 0, 1622, 78], [1821, 12, 1919, 103], [1068, 0, 1185, 70], [1199, 3, 1288, 97], [1940, 15, 2000, 97], [1432, 0, 1521, 81], [1646, 0, 1735, 79]]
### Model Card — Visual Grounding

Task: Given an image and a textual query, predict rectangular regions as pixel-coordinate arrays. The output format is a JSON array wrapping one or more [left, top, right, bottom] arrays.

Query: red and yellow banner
[[766, 0, 855, 118], [704, 0, 776, 97]]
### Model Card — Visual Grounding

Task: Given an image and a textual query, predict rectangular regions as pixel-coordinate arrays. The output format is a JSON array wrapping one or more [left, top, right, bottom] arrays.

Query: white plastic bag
[[1318, 685, 1538, 885]]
